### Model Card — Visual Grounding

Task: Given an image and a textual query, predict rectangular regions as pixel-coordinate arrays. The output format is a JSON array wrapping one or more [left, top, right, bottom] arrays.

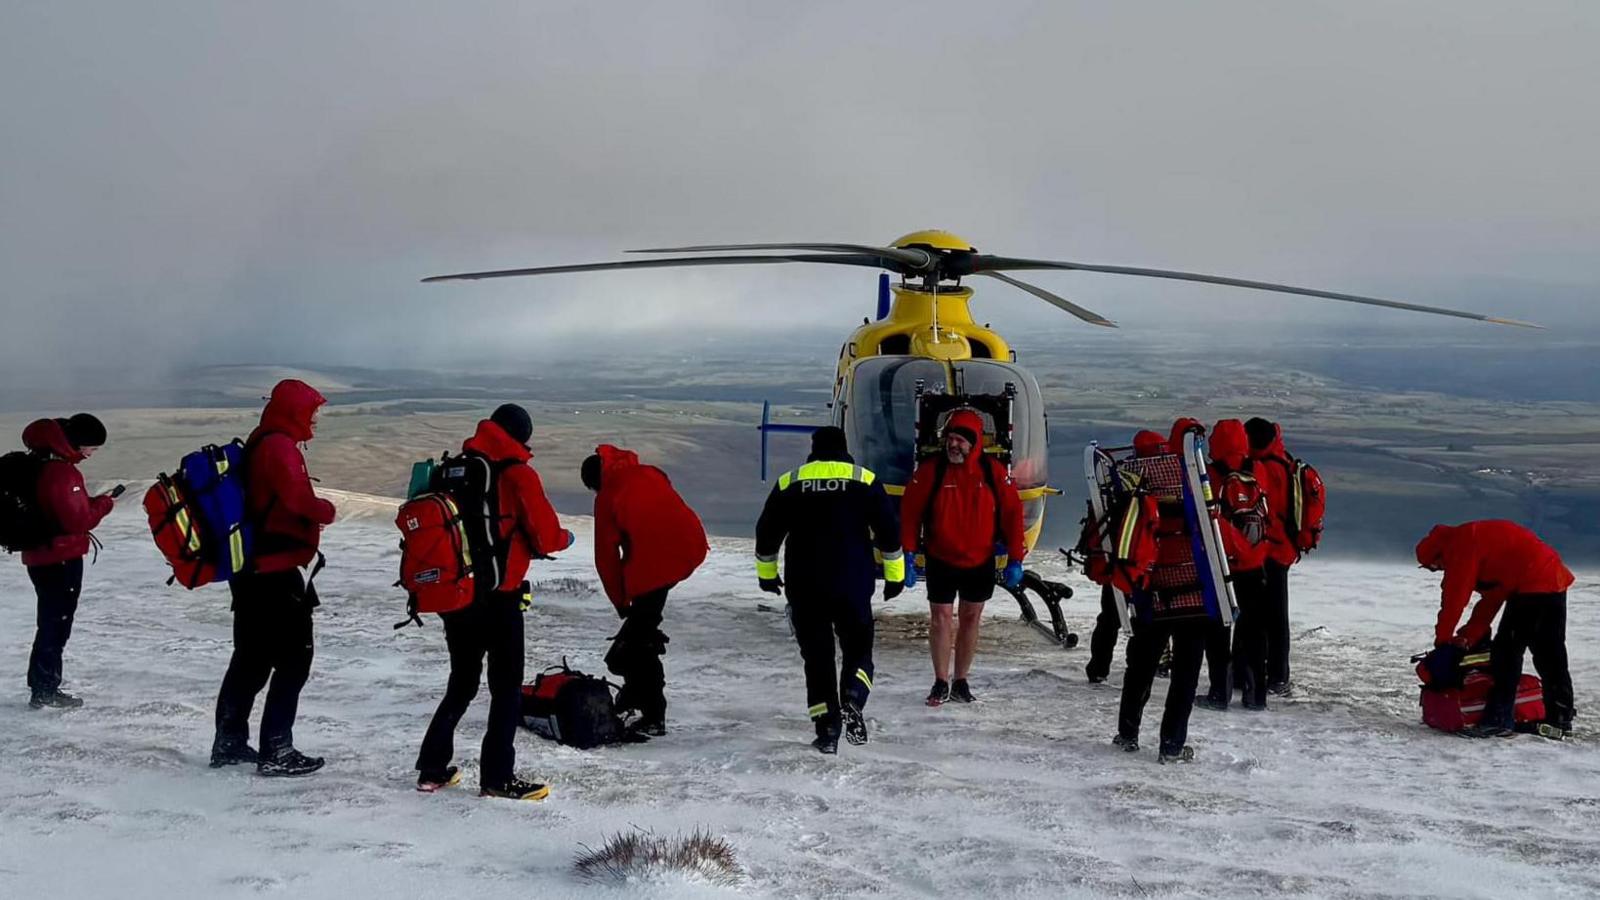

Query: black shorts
[[926, 557, 997, 605]]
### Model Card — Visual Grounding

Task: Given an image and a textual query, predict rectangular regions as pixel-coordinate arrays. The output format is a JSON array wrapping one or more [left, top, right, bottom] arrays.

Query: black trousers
[[1263, 560, 1292, 688], [1086, 585, 1123, 682], [1230, 569, 1270, 707], [1118, 617, 1206, 755], [1484, 593, 1575, 730], [215, 569, 316, 755], [27, 559, 84, 694], [416, 594, 526, 786], [605, 587, 671, 722], [790, 591, 874, 732]]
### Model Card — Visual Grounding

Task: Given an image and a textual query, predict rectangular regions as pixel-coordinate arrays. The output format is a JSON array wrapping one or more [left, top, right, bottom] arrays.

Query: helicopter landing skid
[[999, 570, 1077, 648]]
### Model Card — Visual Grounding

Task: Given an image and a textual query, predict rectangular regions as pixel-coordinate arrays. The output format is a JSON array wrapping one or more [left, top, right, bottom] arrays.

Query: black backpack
[[430, 451, 518, 599], [519, 661, 626, 749], [0, 451, 51, 553]]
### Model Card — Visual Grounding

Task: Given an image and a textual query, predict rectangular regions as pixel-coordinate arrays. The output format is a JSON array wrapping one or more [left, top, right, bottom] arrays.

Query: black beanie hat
[[64, 413, 107, 448], [580, 453, 602, 491], [1244, 417, 1277, 451], [490, 403, 533, 447], [809, 426, 850, 461]]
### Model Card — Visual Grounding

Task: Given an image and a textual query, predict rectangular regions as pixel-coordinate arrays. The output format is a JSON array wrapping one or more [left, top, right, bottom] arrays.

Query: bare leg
[[954, 602, 984, 680], [928, 603, 955, 681]]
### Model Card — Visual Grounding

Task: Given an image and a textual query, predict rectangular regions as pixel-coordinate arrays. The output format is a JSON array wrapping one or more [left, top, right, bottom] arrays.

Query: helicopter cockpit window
[[950, 360, 1048, 492], [842, 357, 948, 487]]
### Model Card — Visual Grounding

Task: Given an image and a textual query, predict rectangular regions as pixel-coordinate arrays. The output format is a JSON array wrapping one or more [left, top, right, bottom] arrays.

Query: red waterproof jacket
[[1209, 419, 1269, 573], [20, 419, 115, 566], [592, 444, 708, 611], [1416, 520, 1575, 647], [245, 380, 337, 573], [1247, 422, 1300, 567], [900, 410, 1026, 568], [461, 419, 566, 591]]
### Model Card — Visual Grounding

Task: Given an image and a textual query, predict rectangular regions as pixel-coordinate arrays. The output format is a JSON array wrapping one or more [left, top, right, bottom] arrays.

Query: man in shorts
[[900, 410, 1026, 705]]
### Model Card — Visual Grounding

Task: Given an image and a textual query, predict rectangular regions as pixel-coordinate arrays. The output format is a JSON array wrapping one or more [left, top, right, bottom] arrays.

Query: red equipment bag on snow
[[519, 660, 627, 749], [394, 493, 476, 627], [1420, 671, 1545, 733]]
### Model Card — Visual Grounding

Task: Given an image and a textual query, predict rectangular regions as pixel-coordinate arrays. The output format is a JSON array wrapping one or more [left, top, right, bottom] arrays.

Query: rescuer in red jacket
[[1084, 429, 1170, 684], [1197, 419, 1274, 711], [1416, 520, 1576, 738], [213, 379, 338, 776], [416, 404, 572, 800], [19, 415, 117, 709], [582, 444, 708, 736], [900, 409, 1026, 706], [1244, 417, 1299, 696]]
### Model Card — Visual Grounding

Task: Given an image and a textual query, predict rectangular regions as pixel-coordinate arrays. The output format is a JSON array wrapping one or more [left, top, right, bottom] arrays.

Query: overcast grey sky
[[2, 1, 1596, 373]]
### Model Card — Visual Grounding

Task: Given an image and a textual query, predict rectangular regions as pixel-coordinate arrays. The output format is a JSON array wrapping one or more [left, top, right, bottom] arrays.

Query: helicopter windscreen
[[950, 360, 1048, 491], [841, 357, 947, 486], [840, 357, 1049, 494]]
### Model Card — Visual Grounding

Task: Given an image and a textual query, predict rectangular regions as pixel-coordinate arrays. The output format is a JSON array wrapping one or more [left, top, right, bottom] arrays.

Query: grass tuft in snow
[[533, 577, 598, 598], [574, 827, 742, 886]]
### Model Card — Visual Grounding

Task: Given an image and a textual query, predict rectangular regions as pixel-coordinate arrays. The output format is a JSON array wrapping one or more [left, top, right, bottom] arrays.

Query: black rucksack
[[519, 661, 627, 749], [0, 451, 51, 553], [430, 451, 517, 600]]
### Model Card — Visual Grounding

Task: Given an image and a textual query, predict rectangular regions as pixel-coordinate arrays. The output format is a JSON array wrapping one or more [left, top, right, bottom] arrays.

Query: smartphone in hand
[[108, 484, 127, 499]]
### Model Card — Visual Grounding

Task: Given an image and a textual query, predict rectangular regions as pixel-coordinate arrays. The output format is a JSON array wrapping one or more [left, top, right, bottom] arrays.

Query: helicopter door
[[839, 357, 950, 488]]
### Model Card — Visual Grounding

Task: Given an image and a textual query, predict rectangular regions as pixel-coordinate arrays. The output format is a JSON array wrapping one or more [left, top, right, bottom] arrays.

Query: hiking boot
[[949, 679, 976, 703], [1112, 733, 1139, 753], [481, 777, 550, 801], [1536, 722, 1573, 742], [625, 714, 667, 738], [812, 732, 839, 755], [1159, 746, 1196, 765], [1241, 698, 1269, 712], [1462, 723, 1515, 739], [29, 689, 83, 710], [1085, 668, 1107, 685], [1267, 681, 1295, 698], [926, 679, 950, 707], [209, 740, 260, 769], [257, 748, 325, 777], [417, 766, 462, 793], [1194, 693, 1229, 712], [842, 704, 868, 746]]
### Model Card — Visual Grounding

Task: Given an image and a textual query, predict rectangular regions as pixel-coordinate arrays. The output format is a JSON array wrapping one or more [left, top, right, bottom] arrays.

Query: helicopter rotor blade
[[422, 252, 897, 283], [971, 256, 1540, 328], [978, 271, 1118, 328], [628, 242, 933, 271]]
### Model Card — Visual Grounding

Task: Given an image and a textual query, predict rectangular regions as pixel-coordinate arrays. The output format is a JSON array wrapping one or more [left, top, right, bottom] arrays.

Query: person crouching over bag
[[1416, 520, 1575, 740], [581, 444, 708, 738]]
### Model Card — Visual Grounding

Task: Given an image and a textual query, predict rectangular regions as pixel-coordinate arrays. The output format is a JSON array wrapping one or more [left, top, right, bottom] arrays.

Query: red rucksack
[[394, 493, 476, 627], [1283, 457, 1325, 554], [1076, 494, 1159, 594]]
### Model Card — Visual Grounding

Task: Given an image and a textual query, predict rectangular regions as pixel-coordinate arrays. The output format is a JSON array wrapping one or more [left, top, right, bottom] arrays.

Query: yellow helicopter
[[425, 230, 1531, 643]]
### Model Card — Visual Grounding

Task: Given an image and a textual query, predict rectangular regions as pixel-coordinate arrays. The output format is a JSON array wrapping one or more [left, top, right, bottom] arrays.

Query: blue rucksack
[[148, 441, 254, 587]]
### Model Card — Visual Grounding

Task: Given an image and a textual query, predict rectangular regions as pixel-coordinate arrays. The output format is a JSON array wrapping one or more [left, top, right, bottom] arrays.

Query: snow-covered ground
[[2, 496, 1597, 899]]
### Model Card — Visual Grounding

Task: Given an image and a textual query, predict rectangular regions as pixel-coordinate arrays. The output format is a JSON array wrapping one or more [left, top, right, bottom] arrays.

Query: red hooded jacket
[[20, 419, 115, 567], [900, 410, 1027, 569], [1208, 419, 1269, 573], [461, 419, 566, 592], [245, 380, 337, 573], [591, 444, 708, 610], [1416, 520, 1575, 647], [1248, 422, 1300, 567]]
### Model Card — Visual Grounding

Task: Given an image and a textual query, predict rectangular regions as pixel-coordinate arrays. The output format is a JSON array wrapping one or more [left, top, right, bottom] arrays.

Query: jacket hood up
[[257, 379, 326, 443]]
